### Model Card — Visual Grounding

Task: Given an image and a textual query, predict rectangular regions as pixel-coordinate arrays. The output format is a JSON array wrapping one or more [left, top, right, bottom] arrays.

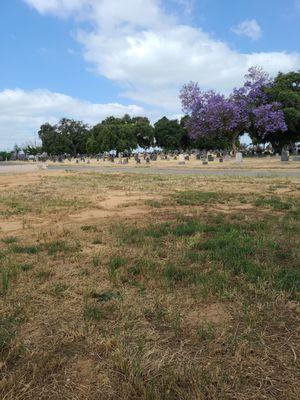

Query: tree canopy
[[180, 67, 288, 153]]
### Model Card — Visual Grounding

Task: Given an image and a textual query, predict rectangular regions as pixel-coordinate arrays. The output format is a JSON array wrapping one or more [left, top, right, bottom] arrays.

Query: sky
[[0, 0, 300, 150]]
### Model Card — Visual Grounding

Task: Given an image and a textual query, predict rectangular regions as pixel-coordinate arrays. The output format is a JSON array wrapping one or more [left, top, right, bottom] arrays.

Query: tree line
[[37, 114, 232, 156], [1, 68, 298, 160]]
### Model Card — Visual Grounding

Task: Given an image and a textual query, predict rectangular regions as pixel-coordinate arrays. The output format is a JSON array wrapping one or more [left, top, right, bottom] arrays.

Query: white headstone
[[235, 152, 243, 163]]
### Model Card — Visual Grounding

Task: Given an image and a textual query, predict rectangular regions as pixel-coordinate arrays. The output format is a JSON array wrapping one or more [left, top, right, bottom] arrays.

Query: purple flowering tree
[[180, 67, 287, 154]]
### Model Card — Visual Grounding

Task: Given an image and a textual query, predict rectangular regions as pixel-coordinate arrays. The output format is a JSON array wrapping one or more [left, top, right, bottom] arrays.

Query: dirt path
[[48, 165, 300, 178]]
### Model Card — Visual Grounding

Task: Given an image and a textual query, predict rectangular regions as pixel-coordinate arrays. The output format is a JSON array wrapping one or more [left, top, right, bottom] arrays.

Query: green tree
[[132, 117, 154, 148], [23, 144, 43, 155], [262, 71, 300, 151], [56, 118, 90, 156], [89, 116, 138, 155], [38, 123, 61, 155], [154, 117, 185, 150], [38, 119, 90, 155]]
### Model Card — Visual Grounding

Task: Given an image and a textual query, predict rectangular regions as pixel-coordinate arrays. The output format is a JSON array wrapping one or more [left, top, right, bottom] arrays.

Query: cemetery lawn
[[0, 170, 299, 400]]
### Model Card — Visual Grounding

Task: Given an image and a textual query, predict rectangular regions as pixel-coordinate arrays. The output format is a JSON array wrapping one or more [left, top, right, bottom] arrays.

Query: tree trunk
[[231, 137, 237, 156]]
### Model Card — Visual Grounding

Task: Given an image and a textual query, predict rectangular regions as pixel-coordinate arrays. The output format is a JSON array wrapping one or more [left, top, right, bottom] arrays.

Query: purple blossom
[[180, 66, 287, 151]]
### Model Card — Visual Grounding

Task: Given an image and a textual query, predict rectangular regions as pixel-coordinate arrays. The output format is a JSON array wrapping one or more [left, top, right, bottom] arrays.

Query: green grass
[[173, 191, 222, 205], [0, 308, 25, 356], [1, 270, 10, 294], [91, 290, 121, 302], [255, 196, 294, 210], [11, 245, 41, 255], [107, 256, 128, 276], [44, 240, 74, 255], [2, 236, 18, 245]]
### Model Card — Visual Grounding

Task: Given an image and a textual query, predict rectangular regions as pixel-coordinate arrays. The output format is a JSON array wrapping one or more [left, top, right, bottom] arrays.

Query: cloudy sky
[[0, 0, 300, 149]]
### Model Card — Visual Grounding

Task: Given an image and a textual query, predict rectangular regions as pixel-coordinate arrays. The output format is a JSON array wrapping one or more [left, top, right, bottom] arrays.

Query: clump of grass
[[91, 290, 121, 302], [275, 267, 300, 300], [44, 240, 73, 255], [36, 270, 52, 280], [92, 254, 101, 267], [18, 263, 33, 272], [0, 309, 24, 356], [197, 321, 215, 341], [255, 196, 294, 210], [84, 305, 103, 321], [1, 270, 10, 294], [174, 191, 220, 205], [144, 199, 165, 208], [50, 282, 69, 297], [92, 237, 102, 245], [107, 256, 128, 277], [2, 236, 18, 245], [81, 225, 98, 232], [11, 244, 41, 254]]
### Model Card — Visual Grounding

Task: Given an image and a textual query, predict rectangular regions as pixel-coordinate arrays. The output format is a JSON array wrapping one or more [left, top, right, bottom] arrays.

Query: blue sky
[[0, 0, 299, 149]]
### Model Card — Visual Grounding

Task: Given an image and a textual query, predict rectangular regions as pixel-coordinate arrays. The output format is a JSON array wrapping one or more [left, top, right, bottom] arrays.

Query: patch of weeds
[[83, 295, 103, 321], [144, 223, 171, 238], [50, 282, 69, 297], [170, 311, 182, 337], [91, 290, 121, 302], [18, 263, 33, 272], [170, 220, 204, 237], [144, 199, 165, 208], [174, 191, 220, 206], [45, 240, 73, 255], [275, 267, 300, 299], [1, 270, 10, 294], [128, 258, 156, 278], [255, 196, 294, 211], [112, 224, 143, 245], [81, 225, 98, 232], [197, 321, 215, 341], [11, 244, 41, 255], [92, 254, 101, 267], [92, 237, 102, 245], [2, 236, 18, 245], [36, 269, 52, 280], [0, 308, 25, 356], [107, 256, 128, 277]]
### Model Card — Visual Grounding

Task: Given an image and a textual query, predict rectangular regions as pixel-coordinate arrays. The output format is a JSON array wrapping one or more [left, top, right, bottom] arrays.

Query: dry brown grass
[[0, 170, 299, 399]]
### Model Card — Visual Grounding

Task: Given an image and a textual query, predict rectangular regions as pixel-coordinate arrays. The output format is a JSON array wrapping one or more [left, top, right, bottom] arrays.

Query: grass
[[0, 171, 299, 400]]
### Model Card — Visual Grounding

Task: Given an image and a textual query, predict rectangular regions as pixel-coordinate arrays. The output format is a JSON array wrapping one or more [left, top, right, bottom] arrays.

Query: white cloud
[[231, 19, 262, 41], [23, 0, 299, 111], [0, 89, 144, 149]]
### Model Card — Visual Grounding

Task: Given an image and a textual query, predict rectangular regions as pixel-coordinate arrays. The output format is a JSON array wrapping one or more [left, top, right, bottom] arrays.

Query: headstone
[[293, 156, 300, 161], [219, 158, 223, 163], [235, 152, 243, 163], [146, 157, 150, 164], [76, 159, 79, 164], [208, 155, 214, 162], [281, 151, 289, 162], [184, 155, 190, 161], [196, 153, 201, 160], [202, 161, 208, 165], [136, 158, 141, 164], [178, 154, 185, 165]]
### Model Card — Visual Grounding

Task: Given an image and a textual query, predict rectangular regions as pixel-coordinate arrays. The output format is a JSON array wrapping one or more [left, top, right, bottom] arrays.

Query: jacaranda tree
[[180, 67, 288, 154]]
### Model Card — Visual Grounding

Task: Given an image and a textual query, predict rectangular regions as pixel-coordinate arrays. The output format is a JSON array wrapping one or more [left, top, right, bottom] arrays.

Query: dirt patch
[[186, 303, 231, 327]]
